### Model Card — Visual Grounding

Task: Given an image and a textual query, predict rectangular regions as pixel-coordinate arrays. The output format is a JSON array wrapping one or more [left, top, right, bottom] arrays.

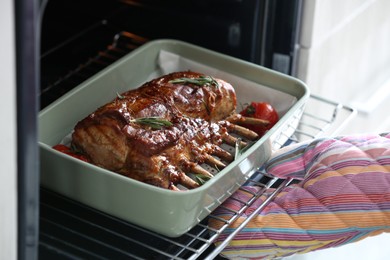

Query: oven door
[[6, 0, 41, 259]]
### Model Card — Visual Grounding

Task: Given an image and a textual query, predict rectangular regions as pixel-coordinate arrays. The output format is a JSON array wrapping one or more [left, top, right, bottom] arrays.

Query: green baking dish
[[39, 39, 309, 237]]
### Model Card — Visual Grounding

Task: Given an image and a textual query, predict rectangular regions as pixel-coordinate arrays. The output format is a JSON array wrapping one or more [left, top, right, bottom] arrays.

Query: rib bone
[[205, 154, 226, 169], [228, 123, 259, 140], [223, 134, 248, 147], [226, 113, 269, 126], [211, 145, 234, 163]]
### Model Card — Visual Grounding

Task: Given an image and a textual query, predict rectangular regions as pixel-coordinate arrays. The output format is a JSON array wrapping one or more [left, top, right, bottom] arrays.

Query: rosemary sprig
[[234, 139, 255, 160], [130, 117, 173, 130], [194, 174, 212, 186], [234, 138, 243, 160], [169, 75, 219, 88], [116, 92, 125, 99]]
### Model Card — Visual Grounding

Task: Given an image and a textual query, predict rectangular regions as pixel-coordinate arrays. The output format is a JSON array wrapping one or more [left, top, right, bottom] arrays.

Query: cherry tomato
[[239, 102, 279, 136], [53, 144, 89, 162]]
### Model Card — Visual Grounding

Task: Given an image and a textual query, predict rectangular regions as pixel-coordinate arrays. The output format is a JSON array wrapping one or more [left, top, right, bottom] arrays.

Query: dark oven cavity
[[40, 0, 302, 108]]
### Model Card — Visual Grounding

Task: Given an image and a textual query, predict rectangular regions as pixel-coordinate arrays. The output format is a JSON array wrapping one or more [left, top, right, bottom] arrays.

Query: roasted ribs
[[72, 71, 261, 190]]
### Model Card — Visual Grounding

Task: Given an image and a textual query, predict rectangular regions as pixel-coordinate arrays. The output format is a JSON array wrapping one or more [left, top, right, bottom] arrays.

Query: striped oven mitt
[[209, 133, 390, 259]]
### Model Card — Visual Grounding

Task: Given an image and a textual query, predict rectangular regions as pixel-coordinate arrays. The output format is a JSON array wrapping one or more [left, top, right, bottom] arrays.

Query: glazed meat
[[72, 71, 260, 190]]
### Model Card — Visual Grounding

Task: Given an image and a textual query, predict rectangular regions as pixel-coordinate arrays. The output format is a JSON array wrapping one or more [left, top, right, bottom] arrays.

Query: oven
[[6, 0, 357, 259], [39, 0, 304, 108]]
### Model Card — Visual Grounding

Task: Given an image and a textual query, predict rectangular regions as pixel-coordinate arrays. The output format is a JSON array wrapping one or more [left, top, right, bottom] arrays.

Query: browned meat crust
[[72, 71, 250, 190]]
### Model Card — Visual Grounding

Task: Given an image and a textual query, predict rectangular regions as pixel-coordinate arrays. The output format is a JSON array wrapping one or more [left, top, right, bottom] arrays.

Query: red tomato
[[52, 144, 89, 162], [239, 102, 279, 136], [52, 144, 70, 153]]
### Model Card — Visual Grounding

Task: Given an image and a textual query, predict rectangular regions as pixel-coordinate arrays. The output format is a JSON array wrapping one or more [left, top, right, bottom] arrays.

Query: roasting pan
[[38, 39, 309, 237]]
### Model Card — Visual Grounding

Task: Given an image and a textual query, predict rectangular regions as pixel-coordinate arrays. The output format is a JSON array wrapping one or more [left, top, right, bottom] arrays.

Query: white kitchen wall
[[292, 0, 390, 259], [0, 0, 18, 259], [297, 0, 390, 135], [286, 233, 390, 260]]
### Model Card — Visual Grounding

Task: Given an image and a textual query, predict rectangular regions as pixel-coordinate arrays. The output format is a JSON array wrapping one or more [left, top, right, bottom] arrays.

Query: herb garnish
[[235, 139, 255, 160], [194, 174, 212, 186], [169, 75, 219, 88], [116, 92, 125, 99], [241, 102, 255, 115], [130, 117, 173, 130], [234, 138, 243, 160]]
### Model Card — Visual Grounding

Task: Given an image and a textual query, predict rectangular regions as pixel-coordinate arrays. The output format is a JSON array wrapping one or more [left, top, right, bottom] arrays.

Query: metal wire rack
[[200, 94, 357, 259], [39, 31, 357, 259]]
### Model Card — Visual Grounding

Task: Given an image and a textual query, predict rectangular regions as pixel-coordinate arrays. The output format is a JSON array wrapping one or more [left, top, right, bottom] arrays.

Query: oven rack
[[40, 31, 149, 109], [39, 96, 355, 260], [39, 32, 357, 259]]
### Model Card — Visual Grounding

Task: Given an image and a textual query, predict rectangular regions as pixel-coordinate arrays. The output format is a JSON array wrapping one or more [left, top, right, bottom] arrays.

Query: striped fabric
[[209, 133, 390, 259]]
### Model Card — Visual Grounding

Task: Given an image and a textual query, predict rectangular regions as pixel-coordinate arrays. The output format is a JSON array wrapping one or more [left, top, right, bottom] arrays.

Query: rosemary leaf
[[234, 138, 243, 160], [169, 75, 219, 88], [235, 140, 255, 160], [130, 117, 172, 130], [194, 174, 212, 186], [116, 92, 125, 99]]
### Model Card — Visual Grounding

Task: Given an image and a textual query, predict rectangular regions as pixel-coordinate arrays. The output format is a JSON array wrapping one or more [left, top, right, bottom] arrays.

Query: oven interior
[[40, 0, 301, 108], [36, 0, 355, 259]]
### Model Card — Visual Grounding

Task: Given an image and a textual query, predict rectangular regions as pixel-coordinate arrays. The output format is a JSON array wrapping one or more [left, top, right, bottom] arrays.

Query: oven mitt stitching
[[209, 132, 390, 259]]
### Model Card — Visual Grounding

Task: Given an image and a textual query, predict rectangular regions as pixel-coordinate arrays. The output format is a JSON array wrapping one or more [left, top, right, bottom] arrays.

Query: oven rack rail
[[39, 32, 357, 259]]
